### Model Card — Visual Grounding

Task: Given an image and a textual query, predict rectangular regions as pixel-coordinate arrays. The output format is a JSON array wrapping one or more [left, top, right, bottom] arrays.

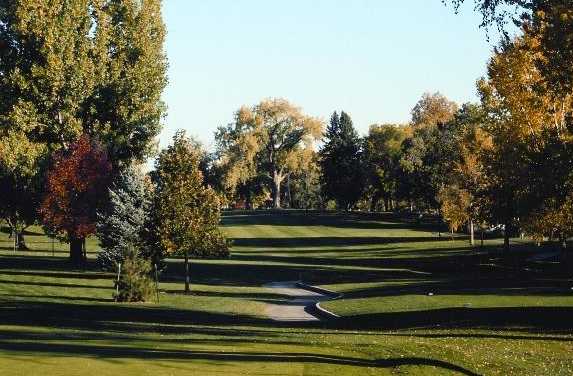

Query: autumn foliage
[[40, 135, 112, 263]]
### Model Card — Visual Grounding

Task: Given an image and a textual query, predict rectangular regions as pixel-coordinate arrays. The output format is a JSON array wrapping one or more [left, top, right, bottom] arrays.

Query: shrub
[[114, 248, 154, 303]]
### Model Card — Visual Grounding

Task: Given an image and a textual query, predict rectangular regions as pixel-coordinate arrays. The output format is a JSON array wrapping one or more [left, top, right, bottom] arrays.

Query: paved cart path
[[263, 281, 330, 322]]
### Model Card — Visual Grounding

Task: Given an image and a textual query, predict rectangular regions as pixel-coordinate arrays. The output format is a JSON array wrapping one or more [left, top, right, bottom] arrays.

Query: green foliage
[[0, 0, 167, 164], [319, 111, 365, 210], [398, 122, 461, 210], [364, 124, 408, 211], [114, 247, 154, 303], [0, 130, 47, 245], [154, 131, 229, 259], [288, 149, 323, 209]]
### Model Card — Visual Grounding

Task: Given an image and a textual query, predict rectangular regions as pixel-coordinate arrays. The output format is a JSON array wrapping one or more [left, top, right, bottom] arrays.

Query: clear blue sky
[[160, 0, 496, 151]]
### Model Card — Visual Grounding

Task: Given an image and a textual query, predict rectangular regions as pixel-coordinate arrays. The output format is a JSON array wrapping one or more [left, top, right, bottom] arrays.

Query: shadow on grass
[[0, 278, 113, 290], [339, 306, 573, 332], [232, 236, 446, 248], [387, 331, 573, 342], [0, 300, 272, 333], [0, 338, 479, 375], [0, 269, 111, 281], [222, 211, 447, 233]]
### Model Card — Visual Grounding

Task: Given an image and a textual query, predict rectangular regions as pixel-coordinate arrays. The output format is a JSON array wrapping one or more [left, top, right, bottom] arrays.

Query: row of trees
[[212, 0, 573, 255], [0, 1, 229, 300]]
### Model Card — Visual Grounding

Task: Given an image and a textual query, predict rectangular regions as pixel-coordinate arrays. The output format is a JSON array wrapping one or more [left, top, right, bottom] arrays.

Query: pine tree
[[96, 165, 150, 270], [319, 111, 365, 210]]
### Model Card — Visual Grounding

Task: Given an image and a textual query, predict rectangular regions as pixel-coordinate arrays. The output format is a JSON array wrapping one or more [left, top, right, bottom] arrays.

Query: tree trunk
[[272, 170, 282, 209], [70, 237, 85, 265], [370, 192, 381, 212], [286, 174, 292, 208], [17, 232, 28, 250], [503, 220, 510, 252], [469, 219, 475, 246], [184, 249, 190, 294], [83, 238, 87, 260]]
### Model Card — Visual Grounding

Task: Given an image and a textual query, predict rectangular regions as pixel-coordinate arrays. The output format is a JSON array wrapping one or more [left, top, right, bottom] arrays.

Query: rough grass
[[0, 213, 572, 375]]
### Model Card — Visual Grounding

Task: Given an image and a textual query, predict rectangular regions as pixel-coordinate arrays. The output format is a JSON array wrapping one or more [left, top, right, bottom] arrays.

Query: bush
[[114, 248, 154, 302]]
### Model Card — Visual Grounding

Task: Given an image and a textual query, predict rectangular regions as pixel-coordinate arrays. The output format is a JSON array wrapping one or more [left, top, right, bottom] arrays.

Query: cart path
[[262, 281, 331, 322]]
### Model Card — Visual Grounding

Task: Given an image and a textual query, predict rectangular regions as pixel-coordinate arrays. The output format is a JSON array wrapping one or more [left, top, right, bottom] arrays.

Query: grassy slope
[[0, 214, 572, 375]]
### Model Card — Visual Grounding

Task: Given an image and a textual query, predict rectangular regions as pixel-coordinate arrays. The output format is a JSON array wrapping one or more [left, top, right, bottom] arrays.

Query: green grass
[[0, 213, 572, 375]]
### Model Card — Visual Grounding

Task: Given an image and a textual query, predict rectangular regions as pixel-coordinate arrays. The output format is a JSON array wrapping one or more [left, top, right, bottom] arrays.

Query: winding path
[[262, 281, 335, 322]]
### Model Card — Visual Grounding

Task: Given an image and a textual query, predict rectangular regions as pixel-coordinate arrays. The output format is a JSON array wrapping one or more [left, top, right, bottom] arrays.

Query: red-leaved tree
[[40, 135, 112, 264]]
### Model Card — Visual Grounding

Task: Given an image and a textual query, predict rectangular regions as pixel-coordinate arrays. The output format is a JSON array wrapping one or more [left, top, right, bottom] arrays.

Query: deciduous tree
[[40, 135, 112, 264], [216, 98, 323, 208], [154, 131, 229, 294]]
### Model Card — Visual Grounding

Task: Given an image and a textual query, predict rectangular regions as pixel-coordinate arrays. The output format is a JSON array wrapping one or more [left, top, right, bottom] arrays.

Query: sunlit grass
[[0, 213, 571, 375]]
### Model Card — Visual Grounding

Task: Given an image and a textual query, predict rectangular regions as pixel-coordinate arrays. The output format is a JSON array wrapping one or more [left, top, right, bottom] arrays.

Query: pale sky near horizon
[[160, 0, 498, 152]]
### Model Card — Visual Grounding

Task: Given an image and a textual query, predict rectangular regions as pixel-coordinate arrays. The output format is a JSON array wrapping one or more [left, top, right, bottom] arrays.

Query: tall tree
[[40, 135, 112, 264], [364, 124, 408, 211], [319, 111, 365, 210], [0, 1, 167, 254], [0, 0, 167, 164], [288, 148, 323, 210], [0, 130, 46, 249], [411, 92, 458, 128], [154, 131, 229, 294], [216, 98, 323, 208]]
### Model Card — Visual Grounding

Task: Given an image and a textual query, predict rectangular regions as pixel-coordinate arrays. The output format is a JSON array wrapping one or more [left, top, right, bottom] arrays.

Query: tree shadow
[[0, 278, 113, 290], [0, 335, 479, 375], [232, 236, 446, 248], [339, 306, 573, 332]]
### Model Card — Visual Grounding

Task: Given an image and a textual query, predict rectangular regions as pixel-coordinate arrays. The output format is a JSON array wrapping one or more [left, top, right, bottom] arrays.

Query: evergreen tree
[[96, 165, 151, 271], [114, 246, 154, 303], [319, 111, 365, 210]]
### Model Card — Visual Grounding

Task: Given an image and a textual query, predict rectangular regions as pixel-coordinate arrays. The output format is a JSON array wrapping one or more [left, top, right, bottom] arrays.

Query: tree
[[449, 1, 573, 101], [216, 98, 323, 208], [0, 130, 46, 249], [438, 185, 472, 238], [411, 92, 458, 128], [114, 246, 154, 303], [40, 135, 112, 264], [476, 34, 569, 251], [319, 111, 365, 210], [0, 1, 167, 255], [154, 131, 229, 294], [450, 104, 492, 245], [288, 148, 323, 210], [364, 124, 408, 211], [96, 165, 151, 271], [0, 0, 167, 164], [398, 123, 461, 211]]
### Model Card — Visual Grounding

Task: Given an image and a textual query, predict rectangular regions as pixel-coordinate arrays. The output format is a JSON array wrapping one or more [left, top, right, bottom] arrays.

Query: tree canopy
[[216, 98, 323, 208]]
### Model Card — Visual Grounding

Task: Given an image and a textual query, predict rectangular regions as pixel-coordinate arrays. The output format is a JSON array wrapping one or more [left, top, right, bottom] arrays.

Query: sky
[[160, 0, 497, 151]]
